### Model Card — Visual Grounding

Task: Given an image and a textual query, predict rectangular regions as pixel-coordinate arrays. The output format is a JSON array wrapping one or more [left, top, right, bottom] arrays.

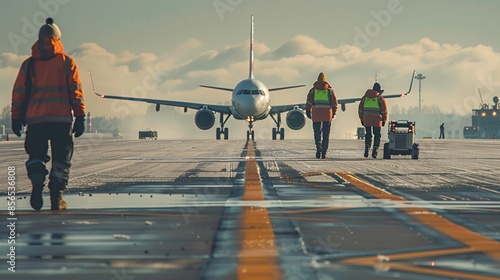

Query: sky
[[1, 0, 500, 138]]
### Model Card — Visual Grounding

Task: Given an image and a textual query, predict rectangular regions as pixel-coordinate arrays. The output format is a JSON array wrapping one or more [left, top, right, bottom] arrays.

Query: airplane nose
[[234, 95, 266, 117]]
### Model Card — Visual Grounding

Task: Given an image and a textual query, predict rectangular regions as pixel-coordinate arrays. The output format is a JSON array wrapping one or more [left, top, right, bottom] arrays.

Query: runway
[[1, 138, 500, 279]]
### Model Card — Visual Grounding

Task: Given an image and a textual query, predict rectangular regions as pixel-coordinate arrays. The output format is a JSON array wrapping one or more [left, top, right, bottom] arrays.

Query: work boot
[[372, 146, 379, 159], [50, 189, 67, 210], [316, 149, 321, 159], [29, 173, 45, 211], [364, 146, 370, 158], [321, 153, 327, 159], [30, 184, 44, 211]]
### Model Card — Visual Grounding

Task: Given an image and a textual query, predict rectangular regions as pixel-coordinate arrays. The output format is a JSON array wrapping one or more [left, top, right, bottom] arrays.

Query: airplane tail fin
[[249, 15, 254, 79]]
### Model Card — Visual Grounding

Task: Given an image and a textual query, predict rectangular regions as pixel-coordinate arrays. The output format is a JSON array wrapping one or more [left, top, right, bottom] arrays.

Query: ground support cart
[[383, 120, 419, 160]]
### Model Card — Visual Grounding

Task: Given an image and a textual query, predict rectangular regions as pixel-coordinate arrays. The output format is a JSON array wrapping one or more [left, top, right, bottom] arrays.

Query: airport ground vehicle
[[383, 120, 419, 160], [356, 127, 365, 139], [463, 126, 480, 139], [465, 93, 499, 139], [139, 129, 158, 140]]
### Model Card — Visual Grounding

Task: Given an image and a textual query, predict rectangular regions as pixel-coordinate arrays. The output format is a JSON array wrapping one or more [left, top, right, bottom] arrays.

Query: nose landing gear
[[246, 117, 255, 140]]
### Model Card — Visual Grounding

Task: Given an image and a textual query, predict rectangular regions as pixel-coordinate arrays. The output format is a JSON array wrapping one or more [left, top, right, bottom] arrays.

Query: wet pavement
[[1, 138, 500, 279]]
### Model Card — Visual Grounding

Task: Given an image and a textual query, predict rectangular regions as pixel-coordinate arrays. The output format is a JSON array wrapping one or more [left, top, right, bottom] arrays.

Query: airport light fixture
[[415, 73, 426, 113]]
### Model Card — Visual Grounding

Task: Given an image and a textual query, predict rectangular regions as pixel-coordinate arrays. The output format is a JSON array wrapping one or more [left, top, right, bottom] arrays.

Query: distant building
[[470, 96, 500, 139]]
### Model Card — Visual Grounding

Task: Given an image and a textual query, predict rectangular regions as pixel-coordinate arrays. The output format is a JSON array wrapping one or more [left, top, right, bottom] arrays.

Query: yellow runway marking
[[387, 263, 500, 280], [238, 141, 282, 280], [337, 172, 500, 278]]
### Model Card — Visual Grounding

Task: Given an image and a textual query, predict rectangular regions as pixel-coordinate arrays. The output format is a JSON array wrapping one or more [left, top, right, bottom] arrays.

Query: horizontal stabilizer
[[269, 85, 306, 91], [199, 85, 234, 92]]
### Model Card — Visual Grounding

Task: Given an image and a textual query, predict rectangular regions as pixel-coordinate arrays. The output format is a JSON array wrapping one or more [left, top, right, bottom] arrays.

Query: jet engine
[[286, 109, 306, 130], [195, 108, 215, 130]]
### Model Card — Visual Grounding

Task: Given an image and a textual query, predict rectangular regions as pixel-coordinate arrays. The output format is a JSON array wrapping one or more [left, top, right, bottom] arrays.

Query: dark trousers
[[25, 123, 74, 191], [439, 131, 445, 139], [313, 121, 331, 153], [365, 126, 381, 148]]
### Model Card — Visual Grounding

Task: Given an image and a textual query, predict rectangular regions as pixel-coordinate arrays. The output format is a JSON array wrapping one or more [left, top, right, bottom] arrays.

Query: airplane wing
[[269, 92, 408, 114], [336, 92, 410, 106], [94, 92, 232, 114], [269, 104, 306, 115], [90, 72, 232, 114], [335, 70, 415, 110], [270, 71, 415, 114]]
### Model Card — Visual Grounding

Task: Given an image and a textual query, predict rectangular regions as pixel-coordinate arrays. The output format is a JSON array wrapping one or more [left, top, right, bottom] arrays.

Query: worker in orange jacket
[[358, 82, 387, 158], [11, 18, 85, 211], [305, 72, 338, 159]]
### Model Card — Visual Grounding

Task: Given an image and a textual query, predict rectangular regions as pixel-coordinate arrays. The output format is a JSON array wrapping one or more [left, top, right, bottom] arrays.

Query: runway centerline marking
[[238, 141, 282, 280]]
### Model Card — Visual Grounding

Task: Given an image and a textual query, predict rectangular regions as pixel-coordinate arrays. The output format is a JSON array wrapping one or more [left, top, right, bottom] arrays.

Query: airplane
[[92, 15, 415, 140]]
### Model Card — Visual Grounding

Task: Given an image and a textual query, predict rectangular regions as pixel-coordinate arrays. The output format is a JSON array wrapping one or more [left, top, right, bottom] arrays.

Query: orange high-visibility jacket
[[305, 81, 338, 122], [11, 37, 85, 124], [358, 89, 388, 127]]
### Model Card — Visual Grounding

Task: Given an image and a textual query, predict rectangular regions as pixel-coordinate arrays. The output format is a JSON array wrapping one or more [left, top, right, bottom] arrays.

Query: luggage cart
[[383, 120, 419, 159]]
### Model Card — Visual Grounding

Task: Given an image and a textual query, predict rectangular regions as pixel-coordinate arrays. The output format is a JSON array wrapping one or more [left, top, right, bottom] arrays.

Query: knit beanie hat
[[38, 18, 62, 40], [317, 72, 327, 82], [373, 82, 382, 93]]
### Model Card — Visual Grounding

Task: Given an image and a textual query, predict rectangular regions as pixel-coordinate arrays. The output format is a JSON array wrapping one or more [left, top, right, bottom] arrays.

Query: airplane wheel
[[216, 128, 221, 140], [272, 128, 277, 140], [224, 128, 229, 140], [279, 128, 285, 140]]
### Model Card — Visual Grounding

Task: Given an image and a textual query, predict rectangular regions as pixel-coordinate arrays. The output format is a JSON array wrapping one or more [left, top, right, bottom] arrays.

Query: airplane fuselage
[[230, 78, 271, 121]]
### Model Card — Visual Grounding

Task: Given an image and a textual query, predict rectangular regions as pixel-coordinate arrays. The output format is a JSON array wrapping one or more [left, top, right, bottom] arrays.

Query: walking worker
[[305, 72, 338, 159], [439, 123, 445, 139], [358, 82, 387, 158], [11, 18, 86, 210]]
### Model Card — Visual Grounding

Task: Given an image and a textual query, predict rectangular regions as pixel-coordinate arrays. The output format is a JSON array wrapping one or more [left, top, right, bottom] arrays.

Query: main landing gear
[[216, 113, 231, 140], [270, 114, 285, 140]]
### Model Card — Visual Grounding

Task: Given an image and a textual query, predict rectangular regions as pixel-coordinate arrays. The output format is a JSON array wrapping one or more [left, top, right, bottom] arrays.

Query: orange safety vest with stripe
[[11, 37, 85, 125]]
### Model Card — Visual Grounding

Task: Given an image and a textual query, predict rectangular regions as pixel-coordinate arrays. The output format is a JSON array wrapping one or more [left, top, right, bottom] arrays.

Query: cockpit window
[[237, 89, 265, 95]]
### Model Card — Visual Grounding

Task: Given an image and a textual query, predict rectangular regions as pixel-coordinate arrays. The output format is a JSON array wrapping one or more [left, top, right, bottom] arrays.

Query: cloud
[[69, 42, 158, 72], [116, 51, 157, 72], [69, 42, 116, 64], [0, 53, 27, 68], [262, 35, 336, 60]]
